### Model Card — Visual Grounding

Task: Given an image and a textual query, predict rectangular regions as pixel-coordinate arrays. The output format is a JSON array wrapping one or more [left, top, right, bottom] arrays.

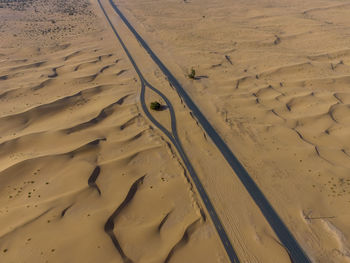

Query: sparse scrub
[[188, 68, 196, 79], [274, 35, 281, 45], [150, 101, 161, 111]]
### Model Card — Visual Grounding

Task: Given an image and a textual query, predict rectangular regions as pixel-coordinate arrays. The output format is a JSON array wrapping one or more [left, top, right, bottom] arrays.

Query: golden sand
[[1, 0, 350, 262]]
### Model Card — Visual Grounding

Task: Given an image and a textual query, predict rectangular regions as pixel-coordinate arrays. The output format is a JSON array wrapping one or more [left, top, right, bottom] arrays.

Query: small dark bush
[[188, 68, 196, 79], [150, 101, 161, 111]]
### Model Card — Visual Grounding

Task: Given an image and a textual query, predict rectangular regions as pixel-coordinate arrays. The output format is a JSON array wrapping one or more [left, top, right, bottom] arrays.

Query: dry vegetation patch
[[0, 0, 101, 47]]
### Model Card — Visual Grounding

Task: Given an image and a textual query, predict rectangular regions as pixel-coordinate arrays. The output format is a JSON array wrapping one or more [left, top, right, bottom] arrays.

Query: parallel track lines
[[97, 0, 240, 262], [97, 0, 311, 262]]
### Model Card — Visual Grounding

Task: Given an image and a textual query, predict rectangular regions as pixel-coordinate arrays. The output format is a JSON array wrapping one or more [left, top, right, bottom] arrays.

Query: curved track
[[97, 1, 240, 262], [97, 0, 311, 262]]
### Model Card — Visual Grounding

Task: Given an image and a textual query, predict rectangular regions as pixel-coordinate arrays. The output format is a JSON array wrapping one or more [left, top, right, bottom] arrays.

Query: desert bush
[[188, 68, 196, 79], [150, 101, 161, 111]]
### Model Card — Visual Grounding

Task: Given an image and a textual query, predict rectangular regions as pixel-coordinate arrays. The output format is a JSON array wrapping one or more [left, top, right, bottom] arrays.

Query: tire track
[[100, 0, 312, 262], [97, 0, 240, 262]]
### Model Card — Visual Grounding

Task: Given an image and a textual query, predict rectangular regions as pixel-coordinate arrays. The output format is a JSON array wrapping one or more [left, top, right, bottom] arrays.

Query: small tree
[[188, 68, 196, 79], [150, 101, 161, 111]]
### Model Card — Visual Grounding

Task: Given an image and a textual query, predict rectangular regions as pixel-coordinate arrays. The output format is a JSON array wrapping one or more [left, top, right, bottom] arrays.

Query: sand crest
[[0, 0, 226, 262], [113, 0, 350, 261]]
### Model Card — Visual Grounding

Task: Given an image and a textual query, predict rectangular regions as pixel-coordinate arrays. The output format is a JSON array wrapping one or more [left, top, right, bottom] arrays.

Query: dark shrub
[[188, 68, 196, 79], [150, 101, 161, 111]]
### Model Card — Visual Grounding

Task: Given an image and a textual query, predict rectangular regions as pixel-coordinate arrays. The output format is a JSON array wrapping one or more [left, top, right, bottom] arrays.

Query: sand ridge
[[2, 0, 350, 262], [0, 0, 227, 262], [109, 0, 350, 262]]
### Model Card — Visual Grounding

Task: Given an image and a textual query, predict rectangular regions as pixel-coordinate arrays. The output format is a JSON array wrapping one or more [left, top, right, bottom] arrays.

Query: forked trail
[[97, 0, 311, 262]]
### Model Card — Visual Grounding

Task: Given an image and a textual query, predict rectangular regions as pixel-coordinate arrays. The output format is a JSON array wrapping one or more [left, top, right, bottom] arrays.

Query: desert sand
[[1, 0, 350, 262], [111, 0, 350, 262], [0, 0, 226, 262]]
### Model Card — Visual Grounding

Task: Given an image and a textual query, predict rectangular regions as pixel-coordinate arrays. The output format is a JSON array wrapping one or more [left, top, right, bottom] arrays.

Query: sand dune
[[113, 0, 350, 261], [2, 0, 350, 262], [0, 0, 226, 262]]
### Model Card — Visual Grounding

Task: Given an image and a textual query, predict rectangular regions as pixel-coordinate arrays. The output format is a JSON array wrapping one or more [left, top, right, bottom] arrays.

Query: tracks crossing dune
[[97, 0, 240, 261], [111, 0, 350, 261], [98, 0, 312, 262], [1, 0, 350, 262], [0, 0, 227, 262]]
